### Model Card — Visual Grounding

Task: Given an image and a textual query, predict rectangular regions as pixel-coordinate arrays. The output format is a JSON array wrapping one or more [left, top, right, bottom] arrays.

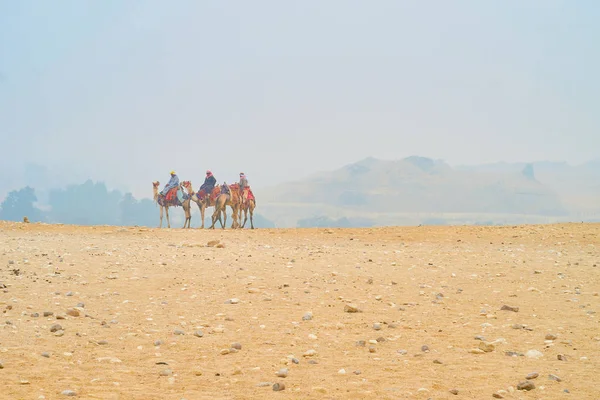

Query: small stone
[[272, 383, 285, 391], [449, 388, 459, 395], [193, 331, 204, 338], [344, 304, 360, 313], [313, 386, 327, 393], [231, 342, 242, 350], [0, 361, 3, 369], [433, 359, 443, 364], [474, 335, 485, 341], [421, 345, 429, 352], [220, 349, 230, 355], [397, 349, 408, 355], [159, 369, 173, 376], [526, 372, 539, 380], [65, 291, 74, 297], [376, 336, 386, 343], [61, 390, 77, 396], [478, 341, 495, 352], [173, 329, 185, 335], [548, 374, 562, 382], [226, 298, 240, 304], [257, 382, 271, 387], [303, 349, 317, 357], [76, 303, 85, 308], [154, 340, 163, 346], [356, 340, 366, 347], [525, 350, 543, 359], [501, 305, 519, 312], [276, 368, 288, 378], [545, 333, 558, 340], [66, 308, 80, 317], [41, 352, 50, 358], [97, 340, 108, 345], [30, 313, 39, 318], [492, 394, 504, 399], [50, 324, 63, 333], [469, 348, 485, 354], [43, 311, 54, 317], [353, 370, 361, 375], [517, 381, 535, 391], [302, 312, 313, 321], [373, 323, 382, 331], [557, 354, 567, 361]]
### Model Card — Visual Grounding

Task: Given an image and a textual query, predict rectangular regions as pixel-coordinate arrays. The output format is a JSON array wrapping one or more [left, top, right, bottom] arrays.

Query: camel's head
[[152, 181, 160, 189]]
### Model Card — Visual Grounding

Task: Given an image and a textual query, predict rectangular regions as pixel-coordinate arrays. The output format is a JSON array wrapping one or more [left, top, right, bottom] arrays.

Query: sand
[[1, 221, 599, 399]]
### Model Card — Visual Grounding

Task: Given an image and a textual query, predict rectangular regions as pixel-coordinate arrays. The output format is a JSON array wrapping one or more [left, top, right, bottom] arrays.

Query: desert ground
[[1, 221, 599, 400]]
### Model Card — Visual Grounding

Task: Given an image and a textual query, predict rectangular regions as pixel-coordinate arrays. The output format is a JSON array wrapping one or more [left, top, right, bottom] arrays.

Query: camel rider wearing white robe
[[239, 172, 249, 203], [160, 171, 180, 196]]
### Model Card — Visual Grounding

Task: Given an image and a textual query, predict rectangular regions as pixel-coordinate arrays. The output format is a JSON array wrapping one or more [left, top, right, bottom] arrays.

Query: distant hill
[[257, 156, 599, 227]]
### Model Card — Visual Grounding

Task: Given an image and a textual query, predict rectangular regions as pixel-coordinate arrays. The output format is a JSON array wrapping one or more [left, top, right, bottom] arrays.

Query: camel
[[152, 181, 192, 228], [209, 183, 242, 229], [180, 181, 218, 229], [240, 188, 256, 229]]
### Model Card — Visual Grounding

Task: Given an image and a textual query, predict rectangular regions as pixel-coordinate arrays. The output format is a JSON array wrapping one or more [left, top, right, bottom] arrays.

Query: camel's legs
[[159, 206, 163, 228], [210, 206, 220, 229], [241, 206, 247, 228], [165, 207, 171, 228], [249, 204, 254, 229], [222, 207, 227, 230], [199, 202, 205, 229], [183, 202, 191, 228]]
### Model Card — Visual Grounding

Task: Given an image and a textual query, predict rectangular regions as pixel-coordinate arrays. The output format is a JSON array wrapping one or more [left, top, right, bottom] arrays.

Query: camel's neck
[[153, 188, 158, 202]]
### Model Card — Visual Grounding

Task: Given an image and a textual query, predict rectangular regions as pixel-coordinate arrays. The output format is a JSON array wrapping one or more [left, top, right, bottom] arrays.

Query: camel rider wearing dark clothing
[[199, 170, 217, 198]]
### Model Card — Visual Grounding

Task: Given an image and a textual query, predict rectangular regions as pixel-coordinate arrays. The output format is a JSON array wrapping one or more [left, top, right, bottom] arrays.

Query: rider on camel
[[160, 171, 179, 196], [220, 182, 231, 199], [239, 172, 249, 203], [199, 170, 217, 199]]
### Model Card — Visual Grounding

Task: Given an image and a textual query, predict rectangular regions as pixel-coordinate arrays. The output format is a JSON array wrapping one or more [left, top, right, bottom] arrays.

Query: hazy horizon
[[1, 1, 599, 198]]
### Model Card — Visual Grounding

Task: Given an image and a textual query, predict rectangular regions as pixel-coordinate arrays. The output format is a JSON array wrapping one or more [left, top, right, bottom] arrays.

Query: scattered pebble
[[517, 381, 535, 391], [525, 350, 543, 359], [272, 383, 285, 391], [344, 304, 360, 313], [276, 368, 288, 378], [526, 372, 539, 380], [61, 390, 77, 397], [548, 374, 562, 382]]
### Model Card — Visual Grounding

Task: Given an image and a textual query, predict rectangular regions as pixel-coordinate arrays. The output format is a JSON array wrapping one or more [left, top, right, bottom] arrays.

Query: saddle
[[164, 187, 178, 202]]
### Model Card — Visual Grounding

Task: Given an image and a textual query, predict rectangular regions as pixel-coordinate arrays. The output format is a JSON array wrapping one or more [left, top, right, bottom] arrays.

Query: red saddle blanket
[[244, 188, 255, 201], [165, 187, 178, 202]]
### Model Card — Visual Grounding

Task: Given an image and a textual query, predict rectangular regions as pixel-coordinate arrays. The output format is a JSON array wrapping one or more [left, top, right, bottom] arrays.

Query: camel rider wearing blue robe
[[160, 171, 180, 196]]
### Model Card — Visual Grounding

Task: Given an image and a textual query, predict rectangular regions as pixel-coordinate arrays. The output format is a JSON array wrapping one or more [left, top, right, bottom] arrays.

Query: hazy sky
[[1, 0, 598, 196]]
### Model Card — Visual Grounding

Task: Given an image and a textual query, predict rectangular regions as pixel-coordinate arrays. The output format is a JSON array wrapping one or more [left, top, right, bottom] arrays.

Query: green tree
[[0, 186, 44, 222]]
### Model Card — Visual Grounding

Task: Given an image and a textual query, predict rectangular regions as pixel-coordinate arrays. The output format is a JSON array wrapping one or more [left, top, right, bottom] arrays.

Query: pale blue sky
[[1, 0, 598, 197]]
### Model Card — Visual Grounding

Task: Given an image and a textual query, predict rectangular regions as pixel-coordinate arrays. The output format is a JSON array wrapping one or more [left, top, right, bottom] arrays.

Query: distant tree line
[[0, 179, 275, 228]]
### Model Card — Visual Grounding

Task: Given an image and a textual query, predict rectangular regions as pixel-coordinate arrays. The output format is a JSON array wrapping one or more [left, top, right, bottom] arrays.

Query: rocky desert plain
[[0, 221, 599, 400]]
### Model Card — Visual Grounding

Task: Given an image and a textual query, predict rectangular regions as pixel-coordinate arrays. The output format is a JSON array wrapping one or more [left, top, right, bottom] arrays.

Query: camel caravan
[[152, 170, 256, 229]]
